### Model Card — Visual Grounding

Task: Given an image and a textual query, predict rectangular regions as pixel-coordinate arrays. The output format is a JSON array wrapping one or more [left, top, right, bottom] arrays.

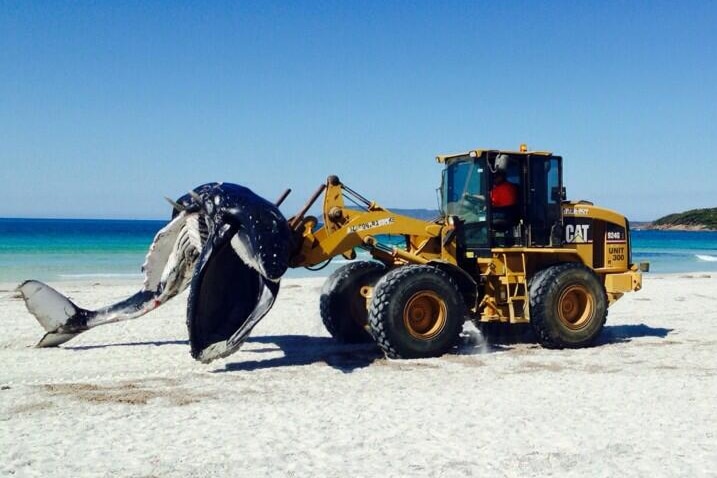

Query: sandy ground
[[1, 273, 716, 477]]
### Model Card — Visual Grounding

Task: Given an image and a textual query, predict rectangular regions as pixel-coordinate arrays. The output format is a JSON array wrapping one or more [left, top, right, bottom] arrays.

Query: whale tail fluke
[[16, 280, 88, 347], [35, 331, 81, 348]]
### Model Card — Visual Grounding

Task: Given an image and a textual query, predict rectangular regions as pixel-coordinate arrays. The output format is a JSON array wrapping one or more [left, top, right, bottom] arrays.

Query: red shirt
[[490, 181, 518, 207]]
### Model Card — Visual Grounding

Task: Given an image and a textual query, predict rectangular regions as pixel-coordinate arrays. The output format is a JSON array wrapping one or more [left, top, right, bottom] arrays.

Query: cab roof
[[435, 148, 553, 163]]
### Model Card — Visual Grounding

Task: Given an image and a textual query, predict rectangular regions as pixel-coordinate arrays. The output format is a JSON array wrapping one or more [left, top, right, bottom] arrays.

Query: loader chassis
[[290, 147, 642, 357]]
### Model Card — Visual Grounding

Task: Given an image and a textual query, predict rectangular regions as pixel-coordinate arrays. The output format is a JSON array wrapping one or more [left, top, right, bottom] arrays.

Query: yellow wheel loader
[[19, 145, 644, 363], [289, 145, 643, 358]]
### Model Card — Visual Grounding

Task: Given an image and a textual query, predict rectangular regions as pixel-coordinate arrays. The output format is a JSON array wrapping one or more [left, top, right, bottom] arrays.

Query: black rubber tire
[[474, 321, 535, 345], [529, 263, 608, 348], [320, 261, 386, 343], [368, 265, 466, 359]]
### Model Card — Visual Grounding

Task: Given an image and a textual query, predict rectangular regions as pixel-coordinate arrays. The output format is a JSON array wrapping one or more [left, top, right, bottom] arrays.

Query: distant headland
[[641, 207, 717, 231]]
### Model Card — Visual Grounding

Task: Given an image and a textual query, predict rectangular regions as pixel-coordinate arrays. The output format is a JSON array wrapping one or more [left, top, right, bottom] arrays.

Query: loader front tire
[[320, 261, 386, 344], [368, 265, 465, 358], [529, 263, 607, 348]]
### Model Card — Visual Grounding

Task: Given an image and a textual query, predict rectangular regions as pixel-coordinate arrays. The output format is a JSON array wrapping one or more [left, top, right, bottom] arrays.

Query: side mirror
[[551, 186, 567, 202]]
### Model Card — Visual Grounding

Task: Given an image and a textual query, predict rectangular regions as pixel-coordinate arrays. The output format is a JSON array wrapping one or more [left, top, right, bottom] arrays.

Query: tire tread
[[529, 262, 608, 348], [319, 261, 385, 343], [368, 265, 464, 358]]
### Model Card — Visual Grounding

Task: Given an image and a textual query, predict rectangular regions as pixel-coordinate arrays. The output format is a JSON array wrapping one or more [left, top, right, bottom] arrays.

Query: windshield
[[441, 156, 486, 223]]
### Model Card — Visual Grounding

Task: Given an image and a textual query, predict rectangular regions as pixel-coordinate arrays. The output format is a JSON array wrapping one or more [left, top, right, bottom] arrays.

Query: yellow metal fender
[[604, 267, 642, 305]]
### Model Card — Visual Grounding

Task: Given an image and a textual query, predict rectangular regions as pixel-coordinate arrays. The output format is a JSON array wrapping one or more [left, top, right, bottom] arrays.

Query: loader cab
[[439, 148, 563, 257]]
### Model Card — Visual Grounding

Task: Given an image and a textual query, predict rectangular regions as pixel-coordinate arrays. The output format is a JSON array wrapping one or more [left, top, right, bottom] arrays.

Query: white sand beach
[[1, 274, 715, 477]]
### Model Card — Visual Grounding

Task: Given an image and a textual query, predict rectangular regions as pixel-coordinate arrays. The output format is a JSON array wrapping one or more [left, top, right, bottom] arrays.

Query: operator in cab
[[490, 171, 518, 208], [490, 170, 520, 246]]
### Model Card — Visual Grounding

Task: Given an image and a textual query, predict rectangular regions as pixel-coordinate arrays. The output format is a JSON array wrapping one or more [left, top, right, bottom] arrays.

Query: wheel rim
[[557, 285, 594, 330], [403, 291, 447, 340]]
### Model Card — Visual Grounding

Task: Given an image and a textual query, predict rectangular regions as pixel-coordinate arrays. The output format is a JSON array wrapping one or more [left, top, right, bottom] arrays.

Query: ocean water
[[1, 218, 716, 284]]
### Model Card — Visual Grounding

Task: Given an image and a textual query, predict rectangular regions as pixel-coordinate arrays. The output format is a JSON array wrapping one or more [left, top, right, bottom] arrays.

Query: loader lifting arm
[[287, 176, 449, 269]]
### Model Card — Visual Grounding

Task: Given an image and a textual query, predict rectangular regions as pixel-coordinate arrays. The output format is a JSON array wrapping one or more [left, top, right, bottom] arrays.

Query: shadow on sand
[[62, 325, 673, 372], [65, 340, 188, 351], [218, 335, 383, 374], [596, 324, 673, 345], [469, 323, 674, 347]]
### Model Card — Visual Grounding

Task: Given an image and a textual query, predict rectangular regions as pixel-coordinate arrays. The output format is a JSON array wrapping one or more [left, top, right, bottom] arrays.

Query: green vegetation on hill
[[652, 208, 717, 229]]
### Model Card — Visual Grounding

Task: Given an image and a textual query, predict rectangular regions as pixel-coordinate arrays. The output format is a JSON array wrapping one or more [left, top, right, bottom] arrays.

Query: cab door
[[527, 155, 563, 246], [441, 156, 490, 257]]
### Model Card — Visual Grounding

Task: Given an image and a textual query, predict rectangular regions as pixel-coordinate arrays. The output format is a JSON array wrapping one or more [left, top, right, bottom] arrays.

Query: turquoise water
[[0, 218, 166, 283], [1, 218, 716, 283], [630, 229, 717, 272]]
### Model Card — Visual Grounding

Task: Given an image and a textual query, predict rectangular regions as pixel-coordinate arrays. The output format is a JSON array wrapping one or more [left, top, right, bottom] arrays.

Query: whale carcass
[[17, 183, 292, 363]]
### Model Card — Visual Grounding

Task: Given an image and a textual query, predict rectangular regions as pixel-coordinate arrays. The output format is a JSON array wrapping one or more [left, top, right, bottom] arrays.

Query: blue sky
[[1, 1, 715, 221]]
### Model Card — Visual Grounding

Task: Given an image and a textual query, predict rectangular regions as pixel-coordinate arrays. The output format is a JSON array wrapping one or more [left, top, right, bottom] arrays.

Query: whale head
[[175, 183, 292, 363]]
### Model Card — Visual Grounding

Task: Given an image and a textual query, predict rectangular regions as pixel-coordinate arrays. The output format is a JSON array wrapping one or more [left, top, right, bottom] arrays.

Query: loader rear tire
[[368, 265, 465, 359], [320, 261, 386, 344], [529, 263, 607, 348]]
